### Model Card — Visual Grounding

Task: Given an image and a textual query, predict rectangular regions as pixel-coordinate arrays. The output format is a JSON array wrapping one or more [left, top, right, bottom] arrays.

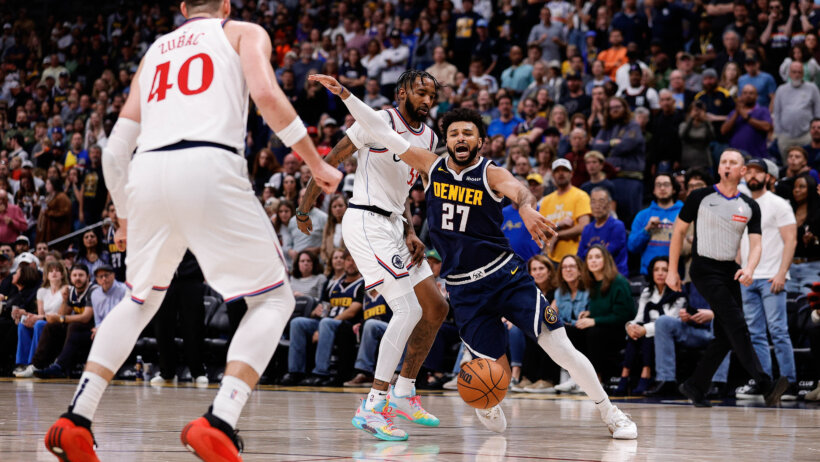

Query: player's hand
[[115, 218, 127, 251], [308, 74, 348, 98], [734, 267, 753, 286], [666, 271, 682, 292], [769, 273, 786, 294], [520, 205, 556, 249], [406, 233, 425, 268], [297, 214, 314, 235], [691, 309, 714, 324], [311, 161, 343, 195]]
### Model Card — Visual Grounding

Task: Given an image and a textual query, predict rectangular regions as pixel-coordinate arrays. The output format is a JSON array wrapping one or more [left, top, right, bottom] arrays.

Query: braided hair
[[395, 69, 440, 98]]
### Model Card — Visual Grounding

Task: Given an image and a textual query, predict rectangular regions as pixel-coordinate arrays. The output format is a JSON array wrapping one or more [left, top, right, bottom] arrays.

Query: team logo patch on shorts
[[545, 306, 558, 324], [392, 255, 404, 269]]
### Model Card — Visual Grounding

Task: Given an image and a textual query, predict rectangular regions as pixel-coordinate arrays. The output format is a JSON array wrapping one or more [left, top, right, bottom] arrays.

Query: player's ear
[[223, 0, 231, 17], [180, 2, 187, 17]]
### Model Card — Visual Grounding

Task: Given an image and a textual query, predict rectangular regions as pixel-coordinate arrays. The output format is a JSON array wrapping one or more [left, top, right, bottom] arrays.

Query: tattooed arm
[[296, 136, 356, 234], [486, 164, 556, 248]]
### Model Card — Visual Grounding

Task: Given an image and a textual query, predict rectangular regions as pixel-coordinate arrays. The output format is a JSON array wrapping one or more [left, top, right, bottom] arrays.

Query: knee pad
[[226, 290, 294, 376]]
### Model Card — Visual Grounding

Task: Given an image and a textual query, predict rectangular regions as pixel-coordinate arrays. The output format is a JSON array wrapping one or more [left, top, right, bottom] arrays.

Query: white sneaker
[[442, 376, 458, 390], [603, 406, 637, 440], [14, 364, 34, 378], [194, 375, 209, 386], [475, 405, 507, 433], [554, 378, 578, 393], [149, 375, 177, 386]]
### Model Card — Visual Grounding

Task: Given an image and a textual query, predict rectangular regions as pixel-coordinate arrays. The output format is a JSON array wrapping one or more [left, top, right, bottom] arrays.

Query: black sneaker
[[735, 379, 763, 400], [764, 376, 790, 407], [706, 382, 728, 399], [34, 363, 67, 379], [679, 381, 712, 407], [278, 372, 303, 386], [645, 381, 678, 397], [299, 375, 329, 386], [781, 382, 799, 401]]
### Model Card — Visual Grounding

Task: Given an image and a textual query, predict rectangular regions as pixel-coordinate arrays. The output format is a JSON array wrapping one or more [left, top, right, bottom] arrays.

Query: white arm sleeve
[[101, 118, 139, 219], [341, 93, 410, 155]]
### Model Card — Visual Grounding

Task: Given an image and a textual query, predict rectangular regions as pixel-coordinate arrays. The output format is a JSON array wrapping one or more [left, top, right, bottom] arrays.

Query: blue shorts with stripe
[[446, 254, 563, 360]]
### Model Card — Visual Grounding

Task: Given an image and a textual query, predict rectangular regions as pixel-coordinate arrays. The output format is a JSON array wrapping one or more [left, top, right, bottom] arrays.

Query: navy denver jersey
[[323, 275, 365, 318], [425, 156, 512, 277]]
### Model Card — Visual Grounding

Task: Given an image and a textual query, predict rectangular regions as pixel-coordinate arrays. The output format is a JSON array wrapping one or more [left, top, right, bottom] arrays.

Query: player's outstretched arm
[[231, 22, 340, 193], [296, 136, 357, 235], [308, 74, 438, 175], [487, 164, 556, 248]]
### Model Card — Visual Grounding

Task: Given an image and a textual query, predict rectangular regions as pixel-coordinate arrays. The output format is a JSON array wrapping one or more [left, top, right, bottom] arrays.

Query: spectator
[[803, 118, 820, 167], [779, 44, 820, 84], [773, 61, 820, 156], [320, 194, 347, 265], [561, 128, 590, 186], [80, 145, 107, 225], [580, 151, 616, 201], [291, 189, 327, 260], [617, 64, 659, 113], [647, 90, 684, 174], [411, 17, 441, 71], [379, 30, 410, 99], [651, 1, 697, 58], [450, 0, 483, 71], [74, 229, 109, 277], [6, 262, 42, 376], [520, 60, 549, 105], [679, 100, 716, 170], [628, 173, 683, 275], [590, 96, 646, 226], [586, 61, 611, 95], [721, 84, 773, 160], [363, 78, 390, 110], [518, 254, 561, 393], [339, 48, 367, 99], [567, 245, 635, 381], [577, 187, 628, 276], [738, 53, 777, 108], [14, 235, 30, 256], [343, 291, 392, 387], [292, 42, 324, 92], [88, 263, 126, 336], [425, 46, 457, 87], [695, 69, 735, 146], [13, 260, 67, 378], [502, 182, 542, 262], [675, 52, 702, 94], [786, 173, 820, 294], [290, 250, 327, 300], [500, 46, 533, 103], [36, 178, 71, 245], [488, 94, 523, 139], [598, 29, 627, 79], [777, 146, 820, 200], [273, 200, 295, 268], [30, 264, 93, 379], [713, 30, 745, 76], [250, 148, 281, 196], [616, 256, 686, 396], [737, 159, 798, 399], [472, 19, 499, 75], [720, 62, 741, 98], [667, 70, 696, 112], [285, 251, 364, 386], [528, 6, 566, 64], [0, 189, 27, 243], [539, 158, 591, 264], [513, 97, 549, 151], [559, 71, 591, 117]]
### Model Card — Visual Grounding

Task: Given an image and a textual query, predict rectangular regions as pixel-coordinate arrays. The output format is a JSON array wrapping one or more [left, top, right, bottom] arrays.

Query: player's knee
[[423, 297, 449, 325]]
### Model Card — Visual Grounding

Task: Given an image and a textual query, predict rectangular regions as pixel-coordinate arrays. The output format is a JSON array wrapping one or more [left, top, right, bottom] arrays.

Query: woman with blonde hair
[[549, 104, 572, 136], [719, 62, 740, 97], [552, 254, 591, 393], [321, 194, 347, 264]]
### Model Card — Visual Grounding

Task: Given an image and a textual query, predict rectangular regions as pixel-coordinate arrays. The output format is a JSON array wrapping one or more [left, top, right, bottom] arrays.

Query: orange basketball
[[457, 358, 509, 409]]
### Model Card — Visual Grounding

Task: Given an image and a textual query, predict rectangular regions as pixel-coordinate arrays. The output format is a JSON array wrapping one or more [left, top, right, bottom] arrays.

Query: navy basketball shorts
[[446, 255, 563, 360]]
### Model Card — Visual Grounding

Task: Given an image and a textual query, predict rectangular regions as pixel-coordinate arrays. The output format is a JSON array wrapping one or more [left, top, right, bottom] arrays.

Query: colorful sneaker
[[181, 410, 243, 462], [387, 386, 440, 427], [44, 412, 99, 462], [351, 399, 408, 441]]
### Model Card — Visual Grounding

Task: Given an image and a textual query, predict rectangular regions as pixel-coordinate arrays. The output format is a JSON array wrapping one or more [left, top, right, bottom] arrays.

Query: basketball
[[457, 358, 509, 409]]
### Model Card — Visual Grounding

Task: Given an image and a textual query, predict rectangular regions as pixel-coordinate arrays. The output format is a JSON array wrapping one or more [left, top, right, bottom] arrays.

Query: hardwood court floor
[[1, 379, 819, 461]]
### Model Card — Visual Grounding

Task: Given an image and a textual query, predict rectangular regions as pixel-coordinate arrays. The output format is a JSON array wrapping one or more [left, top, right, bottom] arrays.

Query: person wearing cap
[[738, 51, 777, 108], [379, 29, 410, 98], [736, 158, 799, 399], [14, 234, 30, 255], [773, 61, 820, 156], [694, 67, 735, 146], [675, 52, 702, 94], [472, 19, 498, 76], [597, 29, 627, 79], [539, 158, 591, 263], [616, 63, 659, 113], [527, 6, 566, 63], [88, 264, 126, 334], [722, 84, 773, 160], [559, 71, 591, 117]]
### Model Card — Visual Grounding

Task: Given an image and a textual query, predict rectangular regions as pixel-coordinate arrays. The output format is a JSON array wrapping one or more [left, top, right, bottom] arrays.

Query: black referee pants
[[687, 257, 771, 393]]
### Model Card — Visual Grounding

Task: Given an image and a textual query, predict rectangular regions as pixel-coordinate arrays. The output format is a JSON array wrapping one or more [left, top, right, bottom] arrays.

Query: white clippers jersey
[[136, 18, 247, 154], [345, 107, 438, 215]]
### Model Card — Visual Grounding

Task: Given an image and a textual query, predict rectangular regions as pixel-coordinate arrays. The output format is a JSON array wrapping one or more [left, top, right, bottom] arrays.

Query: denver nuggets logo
[[392, 255, 404, 269], [545, 306, 558, 324]]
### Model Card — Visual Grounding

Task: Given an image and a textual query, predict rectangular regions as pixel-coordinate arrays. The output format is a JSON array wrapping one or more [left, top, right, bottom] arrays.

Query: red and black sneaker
[[181, 409, 244, 462], [44, 412, 99, 462]]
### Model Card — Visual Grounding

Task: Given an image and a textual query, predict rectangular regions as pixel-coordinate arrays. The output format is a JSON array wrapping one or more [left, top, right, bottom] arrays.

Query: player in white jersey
[[296, 70, 450, 441], [44, 1, 341, 461]]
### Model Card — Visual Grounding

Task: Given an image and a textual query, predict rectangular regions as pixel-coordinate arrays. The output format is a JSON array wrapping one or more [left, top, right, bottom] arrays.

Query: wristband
[[277, 116, 309, 147], [296, 210, 309, 222]]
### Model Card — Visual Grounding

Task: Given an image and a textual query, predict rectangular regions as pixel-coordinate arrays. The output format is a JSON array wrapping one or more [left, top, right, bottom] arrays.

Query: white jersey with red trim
[[345, 107, 437, 216], [136, 17, 247, 154]]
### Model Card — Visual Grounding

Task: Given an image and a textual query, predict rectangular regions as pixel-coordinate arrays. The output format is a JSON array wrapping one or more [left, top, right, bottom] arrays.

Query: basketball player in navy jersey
[[310, 74, 637, 439]]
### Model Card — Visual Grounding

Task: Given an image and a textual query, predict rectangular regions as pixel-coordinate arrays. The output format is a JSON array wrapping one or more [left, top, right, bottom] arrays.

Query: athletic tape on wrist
[[277, 117, 308, 147]]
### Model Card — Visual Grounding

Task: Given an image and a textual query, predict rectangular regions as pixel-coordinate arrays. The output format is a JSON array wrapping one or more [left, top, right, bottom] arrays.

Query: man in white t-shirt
[[738, 159, 798, 399]]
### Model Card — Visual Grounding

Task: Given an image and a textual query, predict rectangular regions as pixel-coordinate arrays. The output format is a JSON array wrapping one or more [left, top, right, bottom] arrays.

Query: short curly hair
[[439, 108, 487, 140]]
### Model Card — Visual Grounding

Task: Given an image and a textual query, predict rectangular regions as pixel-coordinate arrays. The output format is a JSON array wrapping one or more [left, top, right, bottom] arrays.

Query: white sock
[[365, 388, 388, 410], [394, 376, 416, 397], [69, 372, 108, 421], [211, 375, 251, 429], [595, 397, 614, 418]]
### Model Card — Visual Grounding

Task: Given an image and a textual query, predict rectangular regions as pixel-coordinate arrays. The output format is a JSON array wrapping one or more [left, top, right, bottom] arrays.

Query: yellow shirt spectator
[[539, 183, 591, 262]]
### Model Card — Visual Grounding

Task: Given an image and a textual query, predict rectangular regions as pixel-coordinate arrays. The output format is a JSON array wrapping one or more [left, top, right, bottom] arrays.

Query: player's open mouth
[[454, 144, 469, 154]]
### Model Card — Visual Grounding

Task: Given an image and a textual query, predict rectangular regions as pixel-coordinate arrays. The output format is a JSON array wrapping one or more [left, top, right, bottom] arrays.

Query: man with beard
[[773, 61, 820, 157], [737, 159, 799, 400], [722, 84, 773, 160], [617, 64, 659, 113], [512, 97, 549, 151], [297, 70, 449, 441], [539, 159, 591, 264], [802, 118, 820, 167], [310, 73, 638, 439], [628, 173, 683, 275], [559, 72, 591, 117]]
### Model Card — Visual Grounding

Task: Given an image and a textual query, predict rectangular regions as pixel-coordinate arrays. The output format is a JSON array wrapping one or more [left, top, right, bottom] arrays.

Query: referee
[[667, 149, 789, 407]]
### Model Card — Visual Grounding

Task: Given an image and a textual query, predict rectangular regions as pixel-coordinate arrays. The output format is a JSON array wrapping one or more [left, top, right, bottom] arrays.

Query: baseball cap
[[763, 159, 780, 178], [3, 24, 11, 30], [425, 249, 442, 261], [389, 29, 401, 39], [21, 160, 33, 169], [94, 264, 115, 276], [585, 31, 596, 38], [745, 158, 768, 173], [552, 158, 573, 172], [476, 19, 488, 28], [702, 68, 718, 78], [628, 63, 642, 74], [547, 60, 561, 69], [679, 52, 694, 61], [15, 235, 30, 246], [745, 52, 759, 63], [11, 252, 38, 273], [526, 173, 544, 185], [322, 117, 338, 127]]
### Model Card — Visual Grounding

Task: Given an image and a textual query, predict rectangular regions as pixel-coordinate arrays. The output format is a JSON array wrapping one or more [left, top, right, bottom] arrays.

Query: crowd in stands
[[1, 0, 820, 401]]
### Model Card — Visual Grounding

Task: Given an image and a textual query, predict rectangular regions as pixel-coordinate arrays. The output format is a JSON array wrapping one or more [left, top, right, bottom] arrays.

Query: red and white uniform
[[342, 108, 436, 299], [126, 18, 289, 304]]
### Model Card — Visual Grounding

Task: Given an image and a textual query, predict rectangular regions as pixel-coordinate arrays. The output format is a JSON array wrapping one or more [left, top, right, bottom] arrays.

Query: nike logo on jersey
[[511, 267, 519, 275], [437, 167, 447, 172], [397, 130, 407, 134]]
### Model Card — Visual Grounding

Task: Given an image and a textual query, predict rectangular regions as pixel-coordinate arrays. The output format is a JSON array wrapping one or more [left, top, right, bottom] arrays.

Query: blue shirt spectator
[[628, 175, 684, 274], [89, 266, 127, 326], [487, 94, 524, 138], [501, 204, 541, 261], [578, 216, 628, 276], [738, 60, 777, 107]]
